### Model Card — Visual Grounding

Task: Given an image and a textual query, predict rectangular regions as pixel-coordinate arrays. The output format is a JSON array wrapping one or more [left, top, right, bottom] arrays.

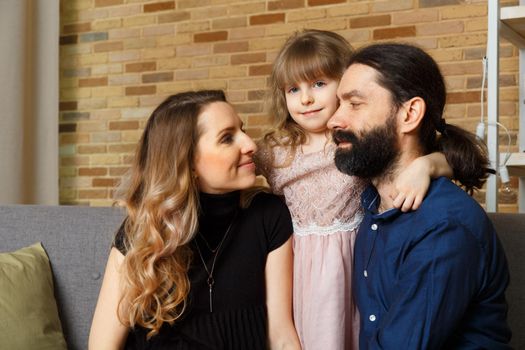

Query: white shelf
[[501, 6, 525, 47], [506, 152, 525, 177], [488, 2, 525, 212]]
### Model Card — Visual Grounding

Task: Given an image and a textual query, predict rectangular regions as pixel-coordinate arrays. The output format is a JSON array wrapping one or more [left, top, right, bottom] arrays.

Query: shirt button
[[364, 270, 368, 277], [371, 224, 378, 230], [369, 314, 376, 322]]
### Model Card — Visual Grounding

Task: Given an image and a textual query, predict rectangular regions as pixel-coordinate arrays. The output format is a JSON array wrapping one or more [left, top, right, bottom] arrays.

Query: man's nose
[[328, 107, 345, 130]]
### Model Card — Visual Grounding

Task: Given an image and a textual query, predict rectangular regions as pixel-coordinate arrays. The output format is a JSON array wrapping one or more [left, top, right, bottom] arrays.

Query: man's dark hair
[[347, 43, 489, 194]]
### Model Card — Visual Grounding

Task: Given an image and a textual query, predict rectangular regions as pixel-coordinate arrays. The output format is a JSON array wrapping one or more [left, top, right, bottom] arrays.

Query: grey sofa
[[0, 206, 523, 349], [0, 205, 125, 350]]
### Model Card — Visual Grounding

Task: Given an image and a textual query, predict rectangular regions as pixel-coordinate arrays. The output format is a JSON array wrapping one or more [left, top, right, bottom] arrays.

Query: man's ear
[[398, 97, 426, 134]]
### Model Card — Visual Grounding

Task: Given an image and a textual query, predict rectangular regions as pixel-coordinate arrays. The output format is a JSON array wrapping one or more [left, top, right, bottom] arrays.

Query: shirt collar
[[361, 184, 401, 221]]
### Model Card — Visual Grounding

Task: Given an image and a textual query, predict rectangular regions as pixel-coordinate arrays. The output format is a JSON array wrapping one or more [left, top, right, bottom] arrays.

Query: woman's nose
[[241, 133, 257, 154]]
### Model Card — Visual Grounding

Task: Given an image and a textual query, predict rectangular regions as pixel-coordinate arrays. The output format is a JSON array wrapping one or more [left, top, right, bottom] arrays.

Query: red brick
[[125, 86, 157, 95], [126, 62, 156, 73], [78, 145, 106, 154], [447, 91, 481, 104], [308, 0, 345, 6], [94, 41, 123, 52], [231, 52, 266, 65], [249, 64, 273, 76], [79, 167, 107, 176], [268, 0, 304, 10], [144, 1, 175, 12], [60, 134, 90, 144], [60, 35, 78, 45], [93, 178, 119, 187], [59, 101, 78, 111], [94, 0, 123, 7], [79, 189, 107, 199], [109, 121, 140, 130], [110, 167, 130, 176], [214, 41, 249, 53], [250, 13, 285, 25], [248, 90, 266, 100], [194, 31, 228, 43], [63, 22, 91, 34], [142, 72, 174, 83], [59, 123, 76, 133], [350, 15, 391, 28], [373, 26, 416, 40], [79, 77, 108, 87]]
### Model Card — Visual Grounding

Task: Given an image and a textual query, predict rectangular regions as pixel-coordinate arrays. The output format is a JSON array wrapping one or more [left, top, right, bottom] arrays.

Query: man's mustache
[[332, 130, 358, 145]]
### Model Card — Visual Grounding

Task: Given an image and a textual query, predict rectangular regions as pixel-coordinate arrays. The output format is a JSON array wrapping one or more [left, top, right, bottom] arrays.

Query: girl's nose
[[301, 90, 314, 105]]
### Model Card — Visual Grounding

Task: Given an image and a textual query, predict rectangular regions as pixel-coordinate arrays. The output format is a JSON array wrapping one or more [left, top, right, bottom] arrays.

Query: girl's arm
[[89, 248, 129, 350], [393, 152, 453, 212], [265, 237, 302, 350]]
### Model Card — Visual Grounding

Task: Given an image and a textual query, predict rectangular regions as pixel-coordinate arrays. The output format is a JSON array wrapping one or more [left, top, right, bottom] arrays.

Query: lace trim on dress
[[293, 213, 364, 237]]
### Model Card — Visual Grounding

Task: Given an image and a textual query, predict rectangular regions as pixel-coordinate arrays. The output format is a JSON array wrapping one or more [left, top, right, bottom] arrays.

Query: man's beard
[[333, 114, 399, 180]]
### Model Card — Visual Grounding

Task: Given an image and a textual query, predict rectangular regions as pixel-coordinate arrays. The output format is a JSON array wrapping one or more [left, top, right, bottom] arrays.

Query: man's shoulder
[[422, 177, 484, 216], [415, 177, 493, 241]]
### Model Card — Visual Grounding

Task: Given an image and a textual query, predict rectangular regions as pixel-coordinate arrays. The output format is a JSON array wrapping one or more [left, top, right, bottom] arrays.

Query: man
[[328, 43, 511, 349]]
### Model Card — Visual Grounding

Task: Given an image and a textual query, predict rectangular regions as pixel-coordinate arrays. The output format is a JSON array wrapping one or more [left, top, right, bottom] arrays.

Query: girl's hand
[[392, 152, 453, 212], [392, 157, 430, 212]]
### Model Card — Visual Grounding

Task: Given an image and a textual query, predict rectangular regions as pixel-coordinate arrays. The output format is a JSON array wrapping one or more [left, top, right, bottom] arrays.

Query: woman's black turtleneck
[[197, 191, 240, 251], [115, 191, 293, 350]]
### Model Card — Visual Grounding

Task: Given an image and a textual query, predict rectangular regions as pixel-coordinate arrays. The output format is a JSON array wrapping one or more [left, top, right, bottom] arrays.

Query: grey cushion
[[0, 205, 125, 350], [488, 213, 525, 349]]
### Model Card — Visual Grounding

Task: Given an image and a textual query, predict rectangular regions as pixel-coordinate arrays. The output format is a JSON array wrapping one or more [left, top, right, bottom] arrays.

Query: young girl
[[254, 30, 453, 350]]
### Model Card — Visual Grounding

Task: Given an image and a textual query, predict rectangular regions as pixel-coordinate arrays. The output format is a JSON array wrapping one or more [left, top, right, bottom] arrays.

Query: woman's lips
[[238, 160, 255, 169]]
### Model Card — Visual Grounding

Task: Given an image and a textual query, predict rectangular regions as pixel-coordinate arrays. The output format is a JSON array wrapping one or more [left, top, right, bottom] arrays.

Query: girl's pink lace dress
[[255, 143, 366, 350]]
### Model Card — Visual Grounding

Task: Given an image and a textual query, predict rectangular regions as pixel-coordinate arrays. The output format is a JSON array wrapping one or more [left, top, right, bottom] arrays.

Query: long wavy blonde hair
[[263, 29, 353, 166], [115, 90, 229, 338]]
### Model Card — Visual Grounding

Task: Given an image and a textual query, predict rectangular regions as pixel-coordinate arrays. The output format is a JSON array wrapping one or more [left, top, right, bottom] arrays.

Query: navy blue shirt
[[354, 177, 511, 349]]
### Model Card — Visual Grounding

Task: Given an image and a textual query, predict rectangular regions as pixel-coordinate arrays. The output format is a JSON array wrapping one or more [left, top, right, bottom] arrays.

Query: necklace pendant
[[208, 284, 213, 313], [207, 277, 214, 313]]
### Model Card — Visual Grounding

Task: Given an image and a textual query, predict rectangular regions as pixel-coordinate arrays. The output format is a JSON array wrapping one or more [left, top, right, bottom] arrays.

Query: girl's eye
[[287, 86, 299, 94], [313, 81, 326, 88]]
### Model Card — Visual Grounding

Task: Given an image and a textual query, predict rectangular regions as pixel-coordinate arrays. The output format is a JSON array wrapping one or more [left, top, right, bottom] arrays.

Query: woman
[[89, 90, 301, 349]]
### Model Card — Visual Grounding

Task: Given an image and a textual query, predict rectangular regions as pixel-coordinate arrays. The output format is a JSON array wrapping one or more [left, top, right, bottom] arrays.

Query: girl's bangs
[[278, 50, 340, 88]]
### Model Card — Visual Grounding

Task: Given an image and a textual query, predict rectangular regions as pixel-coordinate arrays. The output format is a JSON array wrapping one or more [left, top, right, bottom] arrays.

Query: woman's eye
[[221, 134, 233, 144], [313, 81, 326, 88]]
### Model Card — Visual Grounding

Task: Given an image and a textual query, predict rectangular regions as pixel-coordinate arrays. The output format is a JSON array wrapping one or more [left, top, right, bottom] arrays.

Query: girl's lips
[[302, 108, 322, 116]]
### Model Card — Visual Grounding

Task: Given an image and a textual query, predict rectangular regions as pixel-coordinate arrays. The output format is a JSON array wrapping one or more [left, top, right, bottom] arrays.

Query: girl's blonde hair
[[115, 90, 227, 338], [263, 29, 353, 164]]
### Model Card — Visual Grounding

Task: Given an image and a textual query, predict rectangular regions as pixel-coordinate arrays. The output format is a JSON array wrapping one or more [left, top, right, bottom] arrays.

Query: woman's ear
[[398, 97, 426, 134]]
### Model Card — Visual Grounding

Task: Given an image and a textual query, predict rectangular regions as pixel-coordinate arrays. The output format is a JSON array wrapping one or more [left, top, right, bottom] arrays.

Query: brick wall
[[59, 0, 520, 211]]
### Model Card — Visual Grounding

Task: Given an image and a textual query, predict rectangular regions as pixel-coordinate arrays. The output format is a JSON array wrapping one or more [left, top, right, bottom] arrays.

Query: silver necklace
[[197, 233, 220, 253], [194, 212, 237, 313]]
